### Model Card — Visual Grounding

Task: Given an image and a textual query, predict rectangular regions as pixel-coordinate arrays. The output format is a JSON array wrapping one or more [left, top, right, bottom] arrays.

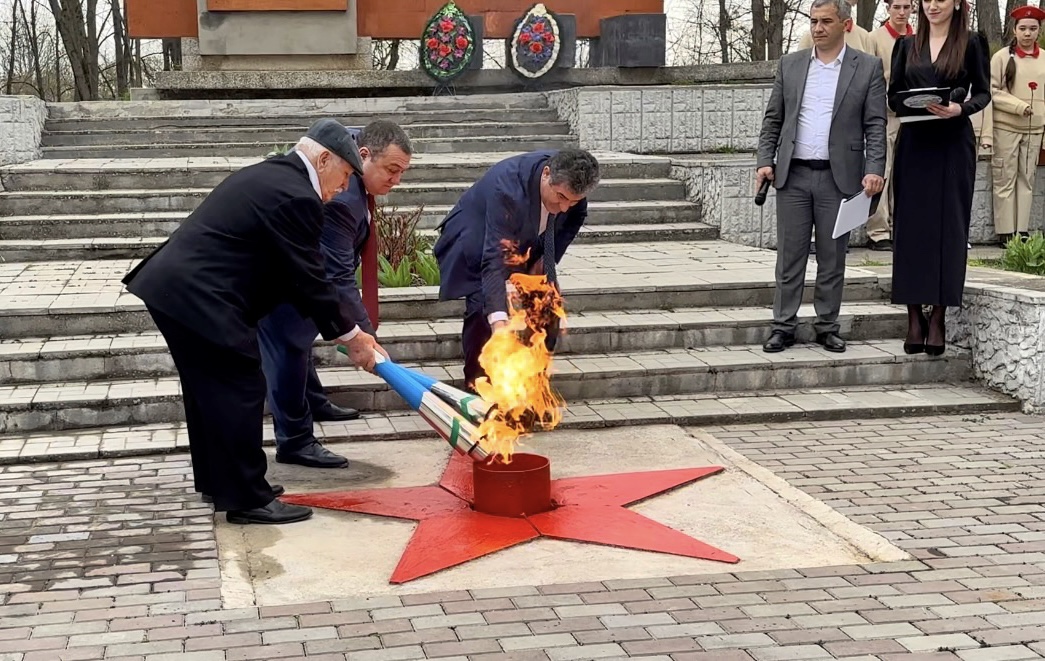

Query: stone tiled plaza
[[1, 81, 1044, 660]]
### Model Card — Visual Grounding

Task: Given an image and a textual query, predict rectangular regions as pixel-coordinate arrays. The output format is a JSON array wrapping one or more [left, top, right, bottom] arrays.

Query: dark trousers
[[462, 292, 491, 390], [460, 291, 561, 390], [257, 303, 329, 452], [148, 305, 276, 512], [772, 161, 848, 336]]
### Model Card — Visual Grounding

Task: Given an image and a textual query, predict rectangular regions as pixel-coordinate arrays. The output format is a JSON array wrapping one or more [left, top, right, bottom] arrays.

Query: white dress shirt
[[294, 150, 363, 342], [793, 45, 846, 161], [486, 204, 552, 327]]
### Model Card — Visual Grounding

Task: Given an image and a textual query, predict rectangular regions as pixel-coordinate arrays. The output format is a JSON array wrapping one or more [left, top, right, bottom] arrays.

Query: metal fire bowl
[[472, 452, 553, 518]]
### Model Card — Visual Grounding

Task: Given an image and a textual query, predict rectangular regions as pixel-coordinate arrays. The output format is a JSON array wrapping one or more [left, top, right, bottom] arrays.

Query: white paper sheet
[[832, 190, 873, 239]]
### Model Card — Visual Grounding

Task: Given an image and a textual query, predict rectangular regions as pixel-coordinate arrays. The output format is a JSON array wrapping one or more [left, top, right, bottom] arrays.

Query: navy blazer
[[321, 171, 374, 334], [123, 154, 356, 359], [433, 150, 587, 316]]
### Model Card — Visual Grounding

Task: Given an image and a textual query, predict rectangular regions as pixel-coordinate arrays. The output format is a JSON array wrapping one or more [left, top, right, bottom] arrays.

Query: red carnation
[[455, 35, 468, 49], [438, 43, 451, 56], [439, 19, 454, 33], [530, 41, 543, 53], [520, 32, 532, 44], [543, 32, 554, 43], [1031, 81, 1040, 91], [533, 21, 545, 33], [426, 37, 439, 49]]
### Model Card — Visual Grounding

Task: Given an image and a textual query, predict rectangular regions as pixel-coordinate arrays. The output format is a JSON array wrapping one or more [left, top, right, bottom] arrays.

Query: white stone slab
[[215, 424, 909, 606]]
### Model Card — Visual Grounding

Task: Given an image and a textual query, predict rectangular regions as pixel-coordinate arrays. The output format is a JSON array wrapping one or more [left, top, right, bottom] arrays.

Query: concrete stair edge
[[0, 383, 1019, 465]]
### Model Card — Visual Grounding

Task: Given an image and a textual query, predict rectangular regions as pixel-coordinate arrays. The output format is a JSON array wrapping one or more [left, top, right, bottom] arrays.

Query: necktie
[[542, 218, 558, 286]]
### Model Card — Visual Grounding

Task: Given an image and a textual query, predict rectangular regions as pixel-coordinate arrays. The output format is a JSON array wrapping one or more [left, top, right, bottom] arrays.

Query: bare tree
[[751, 0, 768, 60], [47, 0, 101, 100], [856, 0, 877, 30], [717, 0, 732, 61], [5, 0, 19, 94], [977, 0, 1004, 47], [766, 0, 787, 58], [371, 39, 402, 70]]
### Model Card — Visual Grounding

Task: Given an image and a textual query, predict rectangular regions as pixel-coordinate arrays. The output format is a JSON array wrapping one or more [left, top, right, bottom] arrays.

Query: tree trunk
[[386, 39, 400, 70], [19, 0, 45, 99], [5, 0, 19, 94], [977, 0, 1004, 48], [751, 0, 767, 60], [857, 0, 877, 30], [111, 0, 128, 97], [717, 0, 731, 62], [767, 0, 786, 59], [47, 0, 101, 100]]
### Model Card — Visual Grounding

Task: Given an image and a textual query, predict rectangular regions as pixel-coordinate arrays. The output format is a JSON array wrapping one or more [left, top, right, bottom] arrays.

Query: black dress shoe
[[762, 331, 796, 353], [312, 402, 360, 422], [202, 484, 283, 504], [869, 239, 893, 251], [816, 332, 847, 353], [276, 440, 349, 468], [226, 499, 312, 525]]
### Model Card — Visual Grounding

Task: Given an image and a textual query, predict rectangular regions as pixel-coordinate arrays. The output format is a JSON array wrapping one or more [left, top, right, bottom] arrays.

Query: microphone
[[950, 87, 967, 102], [754, 178, 771, 206]]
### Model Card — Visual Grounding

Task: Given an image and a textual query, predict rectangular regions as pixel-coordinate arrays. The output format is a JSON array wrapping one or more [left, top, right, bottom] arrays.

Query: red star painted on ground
[[282, 453, 739, 583]]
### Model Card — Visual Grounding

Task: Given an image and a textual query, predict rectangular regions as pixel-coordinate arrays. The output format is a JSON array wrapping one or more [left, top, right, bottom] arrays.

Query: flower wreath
[[420, 1, 476, 83], [508, 3, 561, 79]]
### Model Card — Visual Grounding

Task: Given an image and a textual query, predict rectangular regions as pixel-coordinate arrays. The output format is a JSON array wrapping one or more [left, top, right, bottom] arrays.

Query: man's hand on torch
[[336, 330, 388, 373]]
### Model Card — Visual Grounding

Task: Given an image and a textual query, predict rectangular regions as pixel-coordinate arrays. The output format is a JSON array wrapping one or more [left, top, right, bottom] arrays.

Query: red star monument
[[282, 453, 740, 583]]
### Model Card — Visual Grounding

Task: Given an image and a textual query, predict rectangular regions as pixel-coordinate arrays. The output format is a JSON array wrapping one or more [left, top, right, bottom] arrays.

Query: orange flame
[[474, 268, 566, 464]]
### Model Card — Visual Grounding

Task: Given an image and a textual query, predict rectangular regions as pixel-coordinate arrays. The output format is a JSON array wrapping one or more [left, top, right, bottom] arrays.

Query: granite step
[[0, 271, 886, 339], [44, 93, 556, 124], [40, 121, 571, 147], [0, 153, 673, 191], [0, 222, 718, 261], [0, 201, 704, 241], [0, 302, 905, 384], [0, 383, 1019, 464], [0, 341, 975, 434], [40, 134, 580, 159], [43, 108, 563, 133], [0, 178, 678, 215]]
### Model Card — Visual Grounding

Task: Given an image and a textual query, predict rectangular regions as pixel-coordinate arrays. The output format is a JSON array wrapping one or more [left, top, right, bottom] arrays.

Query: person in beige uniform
[[862, 0, 914, 251], [988, 5, 1045, 243]]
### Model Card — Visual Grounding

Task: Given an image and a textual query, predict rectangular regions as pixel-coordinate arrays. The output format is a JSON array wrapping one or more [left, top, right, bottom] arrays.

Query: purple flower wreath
[[420, 1, 476, 83], [508, 3, 561, 79]]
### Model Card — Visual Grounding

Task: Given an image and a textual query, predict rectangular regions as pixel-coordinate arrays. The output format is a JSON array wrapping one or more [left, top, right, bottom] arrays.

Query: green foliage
[[377, 254, 415, 287], [1001, 232, 1045, 275], [413, 251, 441, 286]]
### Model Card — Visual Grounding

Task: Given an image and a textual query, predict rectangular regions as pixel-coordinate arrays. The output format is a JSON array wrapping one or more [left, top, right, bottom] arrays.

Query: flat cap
[[305, 118, 365, 174]]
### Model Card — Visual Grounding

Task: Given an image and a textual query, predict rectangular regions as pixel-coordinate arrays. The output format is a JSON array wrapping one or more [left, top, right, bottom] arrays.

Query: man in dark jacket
[[433, 148, 601, 387], [258, 121, 413, 469], [122, 119, 386, 525]]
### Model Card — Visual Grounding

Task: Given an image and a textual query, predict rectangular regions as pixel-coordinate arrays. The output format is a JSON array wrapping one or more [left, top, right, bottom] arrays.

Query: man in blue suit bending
[[434, 148, 601, 388], [258, 121, 413, 468]]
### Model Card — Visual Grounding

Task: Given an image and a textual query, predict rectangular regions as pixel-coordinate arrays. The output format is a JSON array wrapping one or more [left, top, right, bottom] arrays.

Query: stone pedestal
[[590, 13, 666, 68], [468, 15, 484, 70]]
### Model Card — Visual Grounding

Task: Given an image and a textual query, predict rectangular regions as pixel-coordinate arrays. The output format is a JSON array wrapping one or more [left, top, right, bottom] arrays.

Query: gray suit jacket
[[756, 47, 888, 195]]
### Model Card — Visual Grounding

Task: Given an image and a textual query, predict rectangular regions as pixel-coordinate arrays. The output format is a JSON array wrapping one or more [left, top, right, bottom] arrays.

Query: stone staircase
[[0, 93, 1019, 462]]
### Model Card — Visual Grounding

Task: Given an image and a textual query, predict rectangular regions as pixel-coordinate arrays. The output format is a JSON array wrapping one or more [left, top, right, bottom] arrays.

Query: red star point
[[282, 454, 739, 583]]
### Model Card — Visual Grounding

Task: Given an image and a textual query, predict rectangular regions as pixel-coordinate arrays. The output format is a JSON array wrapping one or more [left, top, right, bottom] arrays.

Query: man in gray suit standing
[[756, 0, 887, 354]]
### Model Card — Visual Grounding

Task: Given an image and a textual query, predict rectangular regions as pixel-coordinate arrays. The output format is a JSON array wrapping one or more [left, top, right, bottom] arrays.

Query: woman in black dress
[[888, 0, 991, 355]]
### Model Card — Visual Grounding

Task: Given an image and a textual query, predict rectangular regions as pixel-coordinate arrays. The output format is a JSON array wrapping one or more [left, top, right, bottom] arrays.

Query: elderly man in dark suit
[[756, 0, 887, 355], [122, 119, 387, 525], [434, 148, 601, 387], [257, 121, 413, 469]]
